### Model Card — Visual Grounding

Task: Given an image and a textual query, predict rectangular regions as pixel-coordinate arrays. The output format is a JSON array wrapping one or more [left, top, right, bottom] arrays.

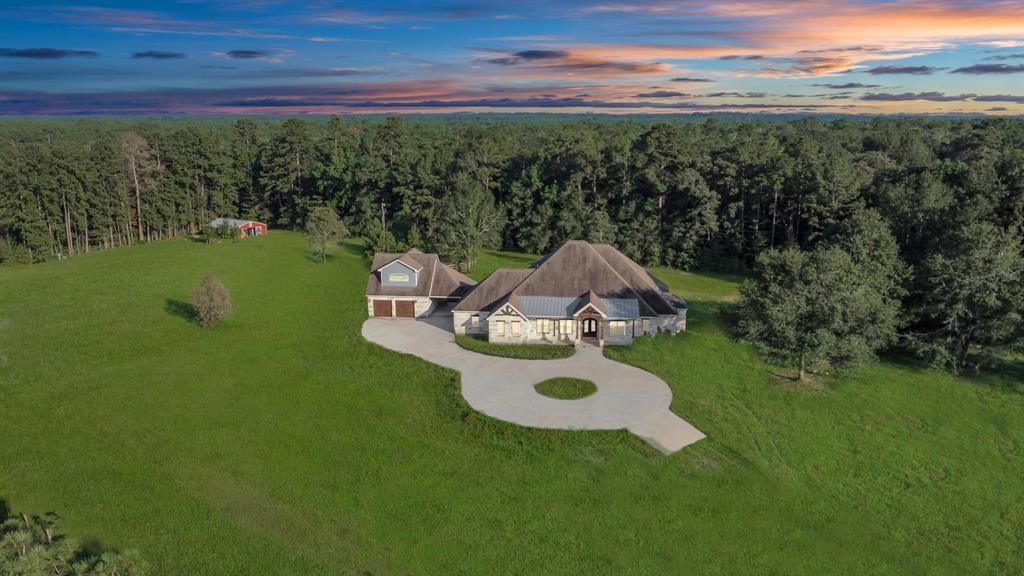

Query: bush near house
[[455, 334, 575, 359]]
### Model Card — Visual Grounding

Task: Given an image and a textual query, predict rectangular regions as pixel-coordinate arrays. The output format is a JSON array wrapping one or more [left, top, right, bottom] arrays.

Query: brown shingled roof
[[452, 240, 685, 317], [589, 244, 678, 315], [452, 268, 533, 312], [507, 240, 660, 316], [366, 249, 475, 298]]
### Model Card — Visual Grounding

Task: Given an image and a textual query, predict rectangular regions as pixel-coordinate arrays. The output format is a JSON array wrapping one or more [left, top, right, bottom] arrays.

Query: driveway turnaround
[[361, 318, 705, 454]]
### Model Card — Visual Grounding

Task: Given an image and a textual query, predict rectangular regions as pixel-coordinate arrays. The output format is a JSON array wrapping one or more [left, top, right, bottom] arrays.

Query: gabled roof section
[[374, 250, 424, 272], [572, 290, 607, 317], [367, 249, 475, 298], [452, 268, 533, 312]]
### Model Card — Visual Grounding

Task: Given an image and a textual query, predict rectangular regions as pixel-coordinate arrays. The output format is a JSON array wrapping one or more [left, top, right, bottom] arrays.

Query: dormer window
[[379, 259, 418, 287]]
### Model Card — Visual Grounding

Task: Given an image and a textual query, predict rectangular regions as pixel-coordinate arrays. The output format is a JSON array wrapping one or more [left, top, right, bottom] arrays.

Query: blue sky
[[0, 0, 1021, 115]]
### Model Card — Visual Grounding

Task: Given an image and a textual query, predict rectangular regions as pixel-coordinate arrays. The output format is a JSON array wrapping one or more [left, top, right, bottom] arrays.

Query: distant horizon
[[1, 1, 1022, 116]]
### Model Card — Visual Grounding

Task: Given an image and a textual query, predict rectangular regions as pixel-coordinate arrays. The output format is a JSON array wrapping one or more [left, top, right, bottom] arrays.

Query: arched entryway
[[578, 315, 602, 346]]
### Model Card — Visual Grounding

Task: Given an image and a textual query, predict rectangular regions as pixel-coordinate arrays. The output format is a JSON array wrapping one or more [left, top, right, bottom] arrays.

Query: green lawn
[[534, 378, 597, 400], [455, 334, 575, 360], [1, 232, 1021, 575]]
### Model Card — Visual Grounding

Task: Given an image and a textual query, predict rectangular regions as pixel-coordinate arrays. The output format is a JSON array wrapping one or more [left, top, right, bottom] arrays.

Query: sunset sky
[[1, 0, 1022, 115]]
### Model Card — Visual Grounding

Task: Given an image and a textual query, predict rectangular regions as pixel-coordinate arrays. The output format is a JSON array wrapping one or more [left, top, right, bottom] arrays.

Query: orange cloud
[[574, 0, 1024, 77]]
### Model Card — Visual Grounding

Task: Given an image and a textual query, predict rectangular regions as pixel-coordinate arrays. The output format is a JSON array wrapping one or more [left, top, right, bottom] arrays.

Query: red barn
[[209, 217, 268, 238]]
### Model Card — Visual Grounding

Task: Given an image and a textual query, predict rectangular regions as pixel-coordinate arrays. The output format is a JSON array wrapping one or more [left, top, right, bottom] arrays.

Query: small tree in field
[[191, 273, 231, 327], [304, 206, 347, 262]]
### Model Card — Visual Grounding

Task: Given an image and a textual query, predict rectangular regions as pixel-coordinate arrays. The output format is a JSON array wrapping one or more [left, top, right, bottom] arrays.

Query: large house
[[367, 240, 687, 347], [365, 248, 476, 318]]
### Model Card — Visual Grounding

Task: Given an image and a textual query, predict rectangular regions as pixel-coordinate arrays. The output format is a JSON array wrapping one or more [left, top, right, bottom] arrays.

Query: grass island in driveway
[[1, 231, 1021, 575], [535, 378, 597, 400]]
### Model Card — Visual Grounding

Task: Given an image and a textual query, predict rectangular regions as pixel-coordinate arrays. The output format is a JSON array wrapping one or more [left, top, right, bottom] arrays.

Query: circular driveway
[[362, 318, 705, 454]]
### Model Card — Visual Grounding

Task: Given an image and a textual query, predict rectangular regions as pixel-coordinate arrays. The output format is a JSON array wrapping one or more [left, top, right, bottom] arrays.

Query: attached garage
[[366, 248, 477, 320], [395, 300, 416, 318], [372, 299, 393, 317]]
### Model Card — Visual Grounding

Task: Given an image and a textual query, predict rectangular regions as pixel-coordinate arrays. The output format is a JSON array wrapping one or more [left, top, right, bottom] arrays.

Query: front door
[[581, 317, 599, 338]]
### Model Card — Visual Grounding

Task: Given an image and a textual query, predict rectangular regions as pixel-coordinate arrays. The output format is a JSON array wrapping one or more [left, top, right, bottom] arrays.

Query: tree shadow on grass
[[963, 356, 1024, 395], [164, 298, 196, 324], [879, 347, 1024, 395], [338, 239, 369, 261], [304, 251, 338, 264]]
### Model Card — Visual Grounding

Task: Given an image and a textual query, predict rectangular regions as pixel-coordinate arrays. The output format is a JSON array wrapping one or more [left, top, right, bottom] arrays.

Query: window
[[610, 321, 626, 337], [388, 272, 410, 283], [538, 319, 550, 334], [642, 318, 650, 333], [470, 315, 480, 329], [496, 320, 505, 337], [511, 321, 521, 337], [560, 319, 573, 337]]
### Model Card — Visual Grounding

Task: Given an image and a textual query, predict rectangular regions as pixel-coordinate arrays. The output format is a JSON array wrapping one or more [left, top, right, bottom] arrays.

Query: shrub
[[0, 507, 147, 575], [0, 237, 33, 266], [454, 334, 574, 360], [191, 273, 232, 328], [218, 223, 236, 241]]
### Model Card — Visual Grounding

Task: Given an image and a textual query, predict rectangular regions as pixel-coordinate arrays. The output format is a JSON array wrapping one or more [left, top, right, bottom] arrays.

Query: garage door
[[372, 300, 393, 317], [395, 300, 416, 318]]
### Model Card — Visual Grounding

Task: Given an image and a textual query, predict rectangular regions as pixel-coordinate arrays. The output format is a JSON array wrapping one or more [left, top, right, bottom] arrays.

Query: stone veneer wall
[[453, 310, 686, 345]]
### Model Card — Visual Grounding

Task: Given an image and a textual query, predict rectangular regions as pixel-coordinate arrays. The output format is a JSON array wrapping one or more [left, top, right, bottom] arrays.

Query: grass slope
[[0, 233, 1021, 575]]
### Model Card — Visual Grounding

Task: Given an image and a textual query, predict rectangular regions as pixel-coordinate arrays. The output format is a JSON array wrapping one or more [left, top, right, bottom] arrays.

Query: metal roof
[[603, 298, 640, 319], [517, 296, 580, 317], [209, 217, 260, 228], [516, 295, 640, 318]]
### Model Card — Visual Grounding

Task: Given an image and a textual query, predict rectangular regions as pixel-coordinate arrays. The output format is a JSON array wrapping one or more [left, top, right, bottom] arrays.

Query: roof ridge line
[[427, 255, 438, 297], [597, 243, 678, 315], [503, 256, 541, 304], [584, 241, 656, 315]]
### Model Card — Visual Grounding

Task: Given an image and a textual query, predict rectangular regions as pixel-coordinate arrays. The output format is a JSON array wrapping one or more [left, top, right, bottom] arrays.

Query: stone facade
[[454, 310, 490, 336], [456, 306, 686, 347]]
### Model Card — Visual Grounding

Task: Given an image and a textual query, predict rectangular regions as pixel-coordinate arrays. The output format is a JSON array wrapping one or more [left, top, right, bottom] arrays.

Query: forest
[[1, 115, 1022, 372]]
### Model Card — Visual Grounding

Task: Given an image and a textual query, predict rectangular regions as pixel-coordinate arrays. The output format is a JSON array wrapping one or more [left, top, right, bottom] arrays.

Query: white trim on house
[[572, 303, 607, 318], [496, 301, 528, 319]]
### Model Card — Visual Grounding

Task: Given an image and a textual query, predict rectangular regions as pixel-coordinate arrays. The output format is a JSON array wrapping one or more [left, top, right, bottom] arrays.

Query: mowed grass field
[[1, 231, 1022, 575]]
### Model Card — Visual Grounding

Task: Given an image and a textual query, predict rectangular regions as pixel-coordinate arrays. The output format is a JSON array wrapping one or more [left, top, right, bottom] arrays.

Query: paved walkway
[[361, 318, 705, 454]]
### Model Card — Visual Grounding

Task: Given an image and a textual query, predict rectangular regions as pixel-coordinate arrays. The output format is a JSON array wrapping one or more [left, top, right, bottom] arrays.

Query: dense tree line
[[1, 115, 1022, 369]]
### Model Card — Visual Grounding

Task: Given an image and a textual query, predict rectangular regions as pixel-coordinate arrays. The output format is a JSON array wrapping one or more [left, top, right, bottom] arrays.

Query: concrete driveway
[[361, 318, 705, 454]]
